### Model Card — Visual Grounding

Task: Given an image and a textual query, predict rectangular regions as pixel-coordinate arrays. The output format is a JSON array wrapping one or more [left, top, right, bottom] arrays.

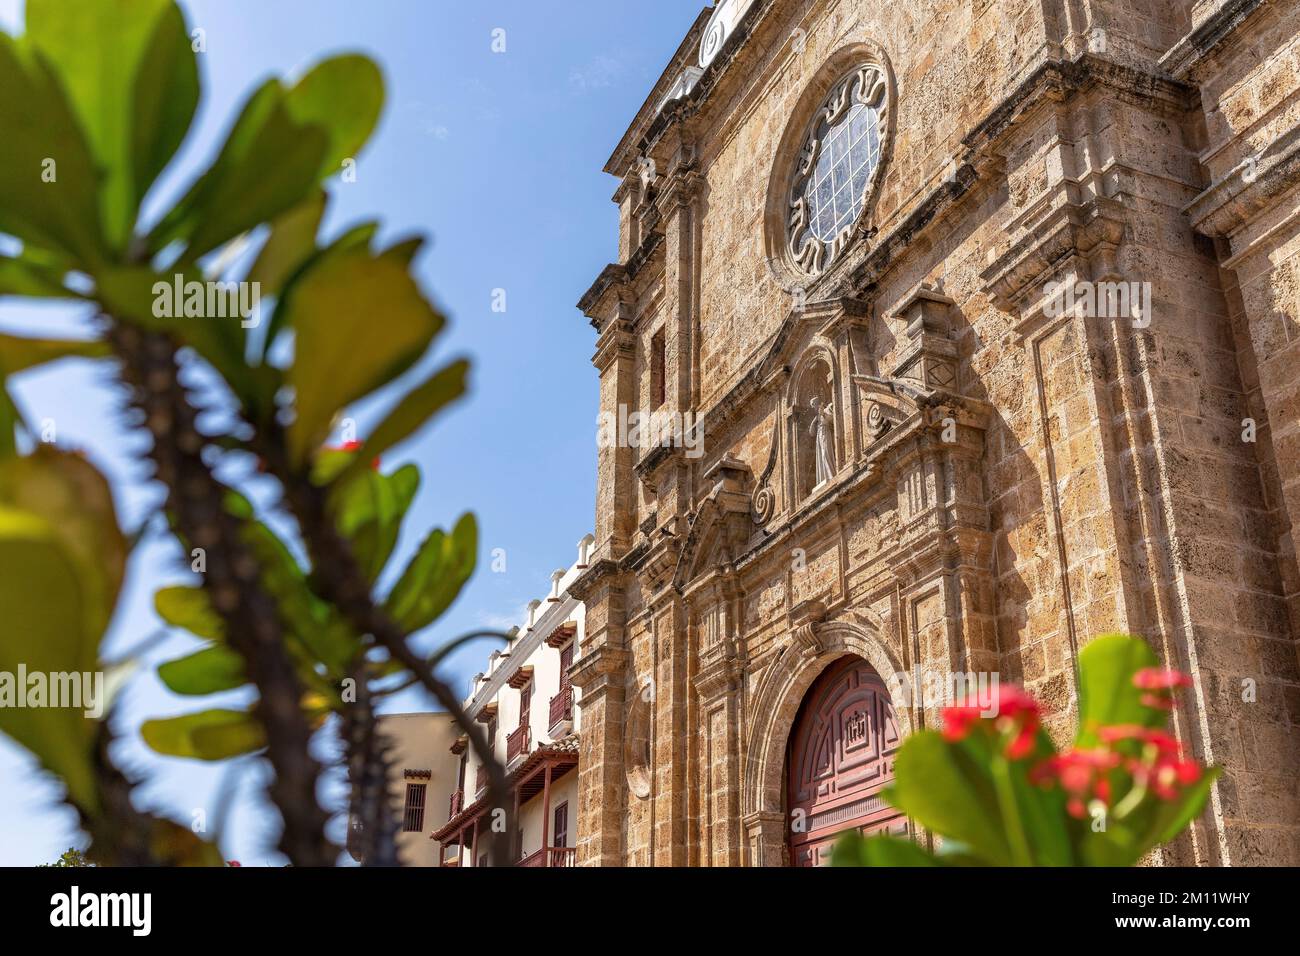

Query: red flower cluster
[[943, 685, 1040, 760], [1025, 669, 1202, 818], [1132, 667, 1193, 710], [1030, 749, 1119, 819], [1099, 725, 1202, 798]]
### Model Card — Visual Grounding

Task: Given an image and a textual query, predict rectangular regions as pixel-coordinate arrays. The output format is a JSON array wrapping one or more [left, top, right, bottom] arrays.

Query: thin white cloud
[[569, 53, 623, 93]]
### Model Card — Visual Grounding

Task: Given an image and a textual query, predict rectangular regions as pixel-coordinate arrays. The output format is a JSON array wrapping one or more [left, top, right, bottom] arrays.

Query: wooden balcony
[[548, 686, 573, 733], [506, 723, 531, 763], [448, 789, 464, 818], [519, 847, 577, 868]]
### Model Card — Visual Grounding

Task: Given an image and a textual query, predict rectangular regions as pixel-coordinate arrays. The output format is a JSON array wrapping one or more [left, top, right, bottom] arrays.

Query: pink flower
[[1031, 749, 1119, 818], [1098, 725, 1181, 754], [943, 685, 1041, 760], [1133, 668, 1193, 690], [1133, 668, 1192, 711], [1132, 753, 1202, 801]]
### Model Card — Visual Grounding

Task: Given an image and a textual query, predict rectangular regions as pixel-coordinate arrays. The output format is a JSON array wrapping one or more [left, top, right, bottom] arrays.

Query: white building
[[432, 534, 593, 866], [345, 711, 461, 866]]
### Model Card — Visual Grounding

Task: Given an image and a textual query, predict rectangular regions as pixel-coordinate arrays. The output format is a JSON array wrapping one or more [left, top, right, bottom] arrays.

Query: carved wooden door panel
[[787, 655, 905, 867]]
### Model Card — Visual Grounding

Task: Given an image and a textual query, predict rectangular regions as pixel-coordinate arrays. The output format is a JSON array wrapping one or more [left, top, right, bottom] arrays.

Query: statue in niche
[[809, 396, 835, 487]]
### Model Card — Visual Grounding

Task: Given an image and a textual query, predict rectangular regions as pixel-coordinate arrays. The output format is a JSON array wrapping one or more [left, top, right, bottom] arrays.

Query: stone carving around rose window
[[787, 62, 891, 278]]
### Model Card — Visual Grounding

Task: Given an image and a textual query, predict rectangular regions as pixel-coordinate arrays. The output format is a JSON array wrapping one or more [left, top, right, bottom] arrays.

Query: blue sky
[[0, 0, 704, 865]]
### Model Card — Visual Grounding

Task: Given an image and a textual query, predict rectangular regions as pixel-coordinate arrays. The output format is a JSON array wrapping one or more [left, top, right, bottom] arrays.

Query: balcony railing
[[448, 789, 464, 818], [474, 764, 488, 796], [548, 686, 573, 732], [519, 847, 577, 868], [506, 723, 531, 763]]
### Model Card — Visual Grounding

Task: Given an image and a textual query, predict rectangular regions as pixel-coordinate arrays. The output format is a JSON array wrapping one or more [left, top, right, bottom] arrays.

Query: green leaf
[[1149, 766, 1222, 848], [385, 512, 478, 633], [141, 708, 266, 761], [0, 333, 110, 373], [882, 730, 1013, 865], [283, 54, 385, 181], [128, 1, 200, 230], [26, 0, 198, 250], [285, 242, 445, 465], [157, 644, 246, 696], [0, 506, 97, 809], [245, 190, 327, 297], [832, 832, 940, 867], [146, 79, 329, 264], [330, 464, 420, 582], [0, 447, 127, 643], [260, 220, 379, 358], [0, 386, 18, 457], [1005, 734, 1074, 866], [154, 586, 224, 641], [342, 359, 468, 482], [0, 254, 75, 298], [0, 449, 125, 813], [310, 446, 361, 486], [0, 33, 106, 265], [1075, 634, 1162, 747]]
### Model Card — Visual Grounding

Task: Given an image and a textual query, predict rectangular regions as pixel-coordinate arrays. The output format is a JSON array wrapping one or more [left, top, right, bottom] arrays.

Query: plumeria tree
[[0, 0, 507, 865], [834, 634, 1218, 866]]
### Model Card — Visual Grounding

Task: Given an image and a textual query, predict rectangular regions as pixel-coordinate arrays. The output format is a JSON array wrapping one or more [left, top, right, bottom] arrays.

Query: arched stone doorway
[[742, 615, 912, 867], [785, 654, 905, 866]]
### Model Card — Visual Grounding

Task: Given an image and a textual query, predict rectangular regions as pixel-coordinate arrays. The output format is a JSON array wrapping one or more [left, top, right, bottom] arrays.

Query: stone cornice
[[1161, 0, 1268, 80], [695, 637, 745, 701], [577, 230, 667, 329], [569, 644, 629, 695], [1184, 124, 1300, 238], [980, 195, 1129, 320], [566, 558, 622, 602], [577, 263, 629, 321]]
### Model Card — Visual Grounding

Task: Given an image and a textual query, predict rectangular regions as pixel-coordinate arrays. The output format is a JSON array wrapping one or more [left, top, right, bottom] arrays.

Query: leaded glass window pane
[[804, 101, 880, 243]]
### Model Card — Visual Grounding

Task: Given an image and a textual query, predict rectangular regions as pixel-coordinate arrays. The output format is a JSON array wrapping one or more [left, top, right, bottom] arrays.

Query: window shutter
[[402, 783, 427, 832]]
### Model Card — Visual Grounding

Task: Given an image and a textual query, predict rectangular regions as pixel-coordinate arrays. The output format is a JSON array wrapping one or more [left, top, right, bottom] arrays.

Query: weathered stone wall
[[575, 0, 1300, 866]]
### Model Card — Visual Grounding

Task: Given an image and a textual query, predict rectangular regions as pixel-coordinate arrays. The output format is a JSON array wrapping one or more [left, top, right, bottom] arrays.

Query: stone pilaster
[[568, 560, 630, 867], [695, 626, 745, 866]]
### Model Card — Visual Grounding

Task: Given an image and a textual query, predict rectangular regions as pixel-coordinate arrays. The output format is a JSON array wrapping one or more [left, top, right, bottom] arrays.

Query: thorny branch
[[109, 322, 337, 867], [342, 660, 401, 866], [251, 423, 514, 866]]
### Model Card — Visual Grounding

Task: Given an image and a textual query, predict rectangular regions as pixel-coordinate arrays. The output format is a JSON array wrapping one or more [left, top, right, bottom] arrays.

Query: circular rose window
[[786, 62, 890, 278]]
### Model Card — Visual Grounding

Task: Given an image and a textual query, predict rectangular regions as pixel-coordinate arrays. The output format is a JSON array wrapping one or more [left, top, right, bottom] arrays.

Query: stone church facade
[[572, 0, 1300, 866]]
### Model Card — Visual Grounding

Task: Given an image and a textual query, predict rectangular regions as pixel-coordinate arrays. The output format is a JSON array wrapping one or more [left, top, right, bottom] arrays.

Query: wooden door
[[786, 655, 905, 867], [553, 801, 568, 848]]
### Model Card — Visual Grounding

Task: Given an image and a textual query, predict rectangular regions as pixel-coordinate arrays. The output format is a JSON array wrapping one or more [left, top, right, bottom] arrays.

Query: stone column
[[568, 562, 630, 867], [650, 594, 689, 865]]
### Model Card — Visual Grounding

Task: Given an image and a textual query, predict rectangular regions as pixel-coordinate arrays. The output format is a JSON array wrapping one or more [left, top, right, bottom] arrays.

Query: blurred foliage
[[0, 0, 476, 864], [833, 635, 1218, 867]]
